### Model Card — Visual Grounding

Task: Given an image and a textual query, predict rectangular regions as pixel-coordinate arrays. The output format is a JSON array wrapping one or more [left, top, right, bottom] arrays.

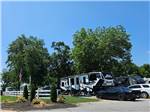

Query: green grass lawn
[[42, 95, 98, 104], [63, 96, 98, 104], [0, 96, 17, 103], [0, 95, 98, 104]]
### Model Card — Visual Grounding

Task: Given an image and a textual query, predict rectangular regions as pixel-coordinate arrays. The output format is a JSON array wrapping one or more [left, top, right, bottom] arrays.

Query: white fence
[[36, 89, 51, 98], [4, 89, 51, 98], [4, 91, 23, 96]]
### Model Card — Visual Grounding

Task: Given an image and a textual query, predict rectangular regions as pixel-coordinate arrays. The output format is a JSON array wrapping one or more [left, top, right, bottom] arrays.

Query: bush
[[32, 99, 46, 106], [30, 85, 36, 102], [16, 96, 27, 103], [57, 95, 65, 103], [23, 85, 28, 100], [51, 84, 57, 102], [32, 98, 41, 104]]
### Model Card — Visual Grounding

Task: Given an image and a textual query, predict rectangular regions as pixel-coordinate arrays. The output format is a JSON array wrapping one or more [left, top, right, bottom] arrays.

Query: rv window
[[143, 85, 150, 88], [83, 77, 86, 84], [67, 79, 69, 85], [89, 73, 97, 81], [129, 85, 141, 89], [76, 77, 79, 84], [62, 82, 64, 87], [71, 78, 74, 85]]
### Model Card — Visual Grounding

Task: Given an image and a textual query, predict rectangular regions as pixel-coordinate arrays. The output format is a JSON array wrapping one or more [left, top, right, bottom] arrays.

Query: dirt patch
[[1, 101, 76, 111]]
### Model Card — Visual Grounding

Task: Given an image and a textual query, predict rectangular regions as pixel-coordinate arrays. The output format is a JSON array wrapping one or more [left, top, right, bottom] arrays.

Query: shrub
[[30, 85, 36, 102], [51, 84, 57, 102], [16, 96, 27, 103], [32, 99, 41, 104], [23, 85, 28, 100], [57, 95, 65, 103], [32, 99, 46, 106]]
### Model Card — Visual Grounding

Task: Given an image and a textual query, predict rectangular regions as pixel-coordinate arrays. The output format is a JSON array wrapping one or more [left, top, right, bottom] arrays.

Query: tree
[[7, 35, 29, 89], [51, 83, 57, 102], [23, 85, 28, 100], [47, 41, 73, 91], [96, 26, 132, 76], [127, 63, 140, 75], [49, 77, 57, 102], [48, 76, 57, 102], [72, 25, 132, 76], [48, 41, 73, 78], [139, 64, 150, 77], [6, 35, 49, 101], [25, 36, 49, 87], [7, 35, 49, 87], [72, 28, 99, 73], [30, 84, 36, 102], [1, 69, 19, 90]]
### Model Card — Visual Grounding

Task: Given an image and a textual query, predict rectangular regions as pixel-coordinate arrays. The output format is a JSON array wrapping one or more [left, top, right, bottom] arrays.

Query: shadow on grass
[[1, 101, 77, 111]]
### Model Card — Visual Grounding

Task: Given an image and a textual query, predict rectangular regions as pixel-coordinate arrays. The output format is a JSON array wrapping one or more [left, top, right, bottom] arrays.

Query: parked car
[[96, 86, 140, 101], [143, 77, 150, 84], [128, 84, 150, 98]]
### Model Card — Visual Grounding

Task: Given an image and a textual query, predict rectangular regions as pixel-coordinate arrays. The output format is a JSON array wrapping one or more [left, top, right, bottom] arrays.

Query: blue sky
[[1, 1, 150, 72]]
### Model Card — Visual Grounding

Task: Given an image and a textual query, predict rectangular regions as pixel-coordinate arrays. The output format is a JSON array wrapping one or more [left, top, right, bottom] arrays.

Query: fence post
[[37, 88, 39, 99]]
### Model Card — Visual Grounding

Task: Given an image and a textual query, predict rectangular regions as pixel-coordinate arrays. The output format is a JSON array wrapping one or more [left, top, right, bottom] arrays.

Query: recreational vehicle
[[60, 72, 114, 95], [114, 75, 145, 86]]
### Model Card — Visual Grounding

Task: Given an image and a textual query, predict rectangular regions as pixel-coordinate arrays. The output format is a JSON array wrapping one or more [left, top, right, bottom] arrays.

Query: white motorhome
[[60, 72, 114, 95]]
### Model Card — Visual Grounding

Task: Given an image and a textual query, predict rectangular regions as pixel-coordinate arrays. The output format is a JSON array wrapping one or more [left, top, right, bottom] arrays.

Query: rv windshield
[[105, 76, 113, 80], [89, 73, 100, 81]]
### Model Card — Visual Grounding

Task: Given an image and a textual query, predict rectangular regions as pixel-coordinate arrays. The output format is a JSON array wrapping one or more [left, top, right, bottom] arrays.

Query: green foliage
[[30, 85, 36, 102], [139, 64, 150, 77], [0, 96, 17, 103], [7, 35, 29, 83], [72, 28, 99, 73], [51, 84, 57, 102], [24, 36, 49, 87], [4, 26, 149, 94], [127, 63, 140, 75], [48, 41, 74, 78], [72, 26, 132, 76], [1, 69, 20, 90], [64, 96, 98, 104], [48, 76, 57, 84], [6, 35, 49, 87], [23, 85, 28, 100]]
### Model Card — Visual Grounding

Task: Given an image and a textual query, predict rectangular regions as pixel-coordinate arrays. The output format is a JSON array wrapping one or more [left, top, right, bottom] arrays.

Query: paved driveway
[[28, 99, 150, 112]]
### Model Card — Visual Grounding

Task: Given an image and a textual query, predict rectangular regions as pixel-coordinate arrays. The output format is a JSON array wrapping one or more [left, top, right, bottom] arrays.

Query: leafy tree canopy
[[139, 64, 150, 77], [72, 25, 132, 76], [6, 35, 49, 88], [48, 41, 73, 78]]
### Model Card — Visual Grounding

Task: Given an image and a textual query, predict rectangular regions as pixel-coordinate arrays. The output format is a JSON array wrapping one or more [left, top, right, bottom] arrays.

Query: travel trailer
[[114, 75, 145, 87], [60, 72, 114, 95]]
